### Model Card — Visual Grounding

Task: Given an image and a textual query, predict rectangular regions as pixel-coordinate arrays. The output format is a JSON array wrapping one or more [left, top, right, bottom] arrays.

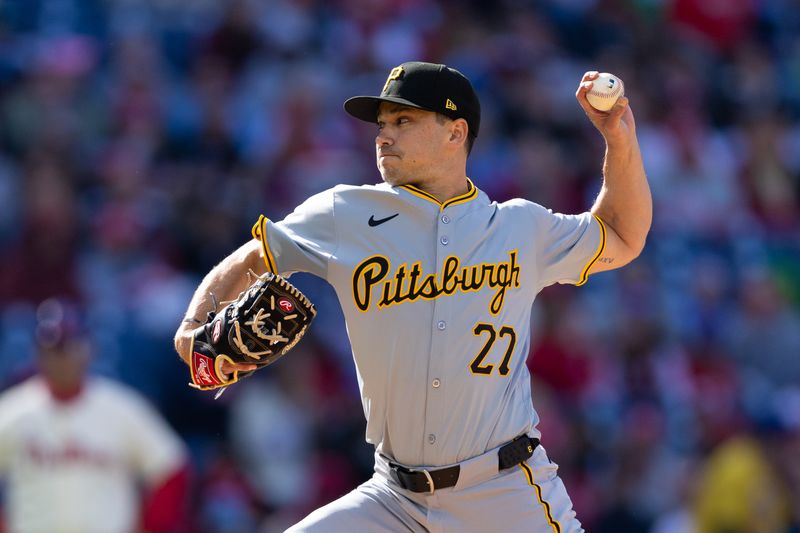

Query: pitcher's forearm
[[592, 137, 651, 257], [174, 240, 265, 362]]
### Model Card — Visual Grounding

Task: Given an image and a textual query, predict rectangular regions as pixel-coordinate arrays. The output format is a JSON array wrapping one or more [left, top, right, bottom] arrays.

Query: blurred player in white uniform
[[0, 299, 189, 533]]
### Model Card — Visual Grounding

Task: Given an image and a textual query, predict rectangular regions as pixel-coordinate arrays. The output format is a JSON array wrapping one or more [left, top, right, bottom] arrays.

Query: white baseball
[[586, 72, 624, 111]]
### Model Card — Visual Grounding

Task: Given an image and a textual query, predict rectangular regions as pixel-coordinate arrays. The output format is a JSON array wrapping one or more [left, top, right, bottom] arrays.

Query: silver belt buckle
[[412, 468, 435, 494]]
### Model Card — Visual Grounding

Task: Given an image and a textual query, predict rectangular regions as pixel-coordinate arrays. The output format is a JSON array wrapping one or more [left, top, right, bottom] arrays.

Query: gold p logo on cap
[[383, 66, 404, 93]]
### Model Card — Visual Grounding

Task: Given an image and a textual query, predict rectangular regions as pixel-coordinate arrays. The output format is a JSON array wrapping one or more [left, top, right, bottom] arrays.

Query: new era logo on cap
[[344, 61, 481, 138]]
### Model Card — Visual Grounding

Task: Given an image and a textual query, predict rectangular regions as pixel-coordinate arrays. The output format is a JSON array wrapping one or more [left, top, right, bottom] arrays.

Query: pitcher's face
[[375, 103, 452, 187]]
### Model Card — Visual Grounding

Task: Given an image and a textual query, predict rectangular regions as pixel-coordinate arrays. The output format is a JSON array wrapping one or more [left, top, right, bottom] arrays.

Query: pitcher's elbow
[[629, 232, 649, 261]]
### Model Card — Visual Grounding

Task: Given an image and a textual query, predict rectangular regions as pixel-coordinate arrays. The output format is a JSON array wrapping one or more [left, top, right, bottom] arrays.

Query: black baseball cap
[[344, 61, 481, 137]]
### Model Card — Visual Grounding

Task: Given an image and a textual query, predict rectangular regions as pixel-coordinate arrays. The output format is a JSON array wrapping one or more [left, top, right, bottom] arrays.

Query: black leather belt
[[388, 435, 539, 494]]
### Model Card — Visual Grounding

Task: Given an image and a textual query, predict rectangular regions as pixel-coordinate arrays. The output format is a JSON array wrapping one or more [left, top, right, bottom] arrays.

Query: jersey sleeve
[[530, 205, 606, 288], [251, 188, 338, 280], [118, 389, 186, 486], [0, 384, 33, 475], [0, 395, 16, 474]]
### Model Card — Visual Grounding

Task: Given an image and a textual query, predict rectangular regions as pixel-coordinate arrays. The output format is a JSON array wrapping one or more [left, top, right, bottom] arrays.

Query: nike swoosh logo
[[368, 213, 399, 227]]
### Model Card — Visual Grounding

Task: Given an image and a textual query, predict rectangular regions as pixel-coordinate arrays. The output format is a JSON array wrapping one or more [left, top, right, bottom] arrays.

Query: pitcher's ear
[[449, 118, 468, 145]]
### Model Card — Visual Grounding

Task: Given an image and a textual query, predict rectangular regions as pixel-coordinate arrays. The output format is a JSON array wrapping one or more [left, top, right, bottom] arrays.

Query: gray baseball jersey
[[254, 179, 605, 468]]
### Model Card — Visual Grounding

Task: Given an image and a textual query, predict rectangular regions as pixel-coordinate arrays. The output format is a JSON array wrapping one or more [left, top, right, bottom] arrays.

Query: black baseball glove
[[188, 272, 316, 393]]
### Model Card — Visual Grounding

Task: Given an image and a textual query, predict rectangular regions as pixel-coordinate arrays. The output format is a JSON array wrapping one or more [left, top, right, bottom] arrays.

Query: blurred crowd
[[0, 0, 799, 531]]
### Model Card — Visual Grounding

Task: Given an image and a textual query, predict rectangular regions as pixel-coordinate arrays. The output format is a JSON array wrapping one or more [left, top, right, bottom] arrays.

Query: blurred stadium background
[[0, 0, 799, 531]]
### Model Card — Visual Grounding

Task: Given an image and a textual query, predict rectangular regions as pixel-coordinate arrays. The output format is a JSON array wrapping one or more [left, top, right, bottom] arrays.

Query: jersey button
[[432, 378, 441, 388], [437, 321, 446, 330], [441, 215, 450, 224], [440, 236, 449, 245], [428, 434, 436, 444]]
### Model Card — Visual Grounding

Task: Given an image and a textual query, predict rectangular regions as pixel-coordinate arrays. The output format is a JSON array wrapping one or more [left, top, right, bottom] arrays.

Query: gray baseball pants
[[286, 442, 583, 532]]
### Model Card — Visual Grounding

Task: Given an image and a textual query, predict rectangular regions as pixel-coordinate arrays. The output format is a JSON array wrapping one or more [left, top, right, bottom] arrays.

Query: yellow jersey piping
[[576, 214, 607, 286], [519, 462, 562, 533], [251, 214, 278, 274], [400, 178, 478, 211], [401, 184, 440, 205]]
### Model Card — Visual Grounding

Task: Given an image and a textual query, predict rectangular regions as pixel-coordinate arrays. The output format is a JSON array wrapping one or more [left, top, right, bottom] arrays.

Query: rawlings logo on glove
[[188, 272, 316, 393]]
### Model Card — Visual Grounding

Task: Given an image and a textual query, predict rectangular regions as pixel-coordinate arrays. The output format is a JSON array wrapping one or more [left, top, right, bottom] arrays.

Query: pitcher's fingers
[[220, 361, 257, 375], [580, 70, 600, 83], [576, 80, 603, 114], [609, 96, 629, 116], [576, 79, 593, 100]]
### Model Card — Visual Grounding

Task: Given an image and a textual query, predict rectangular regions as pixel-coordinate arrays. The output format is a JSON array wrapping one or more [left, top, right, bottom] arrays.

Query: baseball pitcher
[[174, 61, 651, 532]]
